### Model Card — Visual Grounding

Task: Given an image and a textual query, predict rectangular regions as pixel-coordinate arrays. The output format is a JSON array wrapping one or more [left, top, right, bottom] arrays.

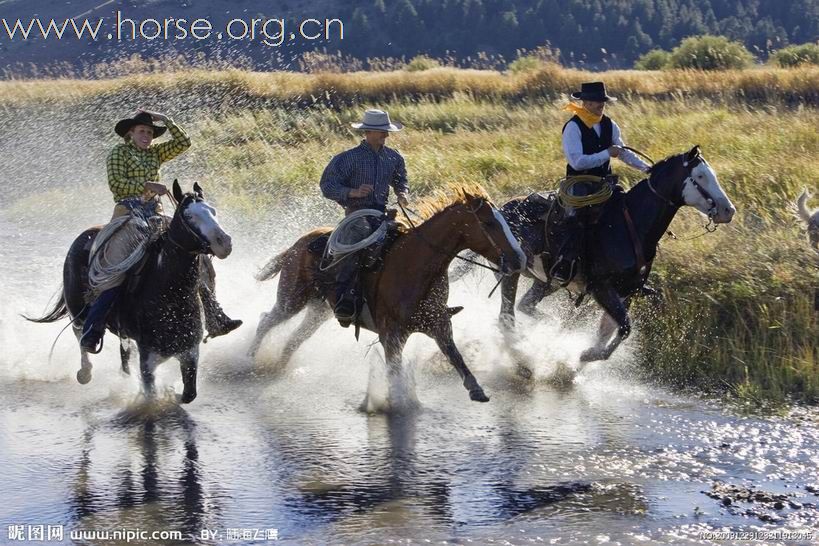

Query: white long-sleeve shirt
[[562, 118, 650, 173]]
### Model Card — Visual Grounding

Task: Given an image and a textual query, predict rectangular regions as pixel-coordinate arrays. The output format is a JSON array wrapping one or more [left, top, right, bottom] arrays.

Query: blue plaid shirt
[[320, 140, 409, 212]]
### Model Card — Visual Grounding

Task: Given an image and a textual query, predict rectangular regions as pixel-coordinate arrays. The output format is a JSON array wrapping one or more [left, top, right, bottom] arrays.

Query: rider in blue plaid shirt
[[319, 109, 409, 324]]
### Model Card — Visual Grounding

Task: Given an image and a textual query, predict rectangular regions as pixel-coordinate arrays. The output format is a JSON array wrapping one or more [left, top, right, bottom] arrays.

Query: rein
[[644, 152, 720, 237], [398, 202, 507, 298], [397, 202, 504, 275]]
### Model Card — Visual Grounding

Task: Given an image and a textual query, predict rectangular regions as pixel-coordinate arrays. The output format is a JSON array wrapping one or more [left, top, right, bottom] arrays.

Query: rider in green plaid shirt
[[80, 109, 241, 352], [107, 117, 190, 203]]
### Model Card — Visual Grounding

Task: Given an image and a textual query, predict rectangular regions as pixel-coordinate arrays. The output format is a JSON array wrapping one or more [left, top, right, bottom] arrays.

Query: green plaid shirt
[[106, 120, 191, 202]]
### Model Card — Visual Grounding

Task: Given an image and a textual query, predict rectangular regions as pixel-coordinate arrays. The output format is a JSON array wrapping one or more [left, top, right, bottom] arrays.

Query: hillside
[[0, 0, 816, 73]]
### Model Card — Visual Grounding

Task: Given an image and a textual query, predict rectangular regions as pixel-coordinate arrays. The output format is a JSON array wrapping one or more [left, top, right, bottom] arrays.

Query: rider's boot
[[80, 286, 121, 353], [200, 285, 243, 339], [334, 256, 360, 328]]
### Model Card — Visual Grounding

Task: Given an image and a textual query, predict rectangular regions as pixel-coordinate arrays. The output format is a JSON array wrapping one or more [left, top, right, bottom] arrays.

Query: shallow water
[[2, 170, 819, 545]]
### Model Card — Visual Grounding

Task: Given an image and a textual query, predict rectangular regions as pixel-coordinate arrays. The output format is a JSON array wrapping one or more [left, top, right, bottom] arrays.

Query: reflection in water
[[66, 402, 220, 544]]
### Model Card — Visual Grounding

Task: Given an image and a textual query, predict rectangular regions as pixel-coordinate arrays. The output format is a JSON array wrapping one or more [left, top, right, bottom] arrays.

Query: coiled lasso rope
[[557, 175, 613, 208], [320, 208, 388, 271]]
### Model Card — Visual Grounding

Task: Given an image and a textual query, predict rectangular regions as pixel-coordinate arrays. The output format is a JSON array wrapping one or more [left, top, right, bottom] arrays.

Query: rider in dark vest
[[553, 82, 651, 283]]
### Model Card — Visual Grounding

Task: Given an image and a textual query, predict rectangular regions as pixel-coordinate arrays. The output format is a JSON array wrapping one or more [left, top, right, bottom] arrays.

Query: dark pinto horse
[[248, 185, 526, 403], [462, 146, 736, 363], [25, 182, 232, 403]]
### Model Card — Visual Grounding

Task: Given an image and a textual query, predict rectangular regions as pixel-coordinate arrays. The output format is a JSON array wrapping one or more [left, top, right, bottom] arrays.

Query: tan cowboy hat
[[114, 112, 167, 138], [350, 109, 403, 132]]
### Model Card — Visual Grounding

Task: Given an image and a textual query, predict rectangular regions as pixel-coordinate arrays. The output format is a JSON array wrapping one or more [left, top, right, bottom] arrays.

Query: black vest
[[563, 115, 613, 177]]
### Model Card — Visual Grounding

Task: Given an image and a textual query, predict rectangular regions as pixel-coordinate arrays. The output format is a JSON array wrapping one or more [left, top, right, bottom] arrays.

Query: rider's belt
[[113, 196, 163, 220]]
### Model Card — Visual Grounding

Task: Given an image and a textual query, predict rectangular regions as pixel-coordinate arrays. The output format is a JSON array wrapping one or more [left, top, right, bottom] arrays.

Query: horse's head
[[649, 146, 736, 224], [169, 180, 233, 259], [455, 191, 526, 275]]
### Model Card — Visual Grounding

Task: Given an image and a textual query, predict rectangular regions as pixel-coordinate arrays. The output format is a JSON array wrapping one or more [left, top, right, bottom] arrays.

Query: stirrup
[[549, 255, 578, 286], [334, 300, 356, 328], [80, 332, 105, 354]]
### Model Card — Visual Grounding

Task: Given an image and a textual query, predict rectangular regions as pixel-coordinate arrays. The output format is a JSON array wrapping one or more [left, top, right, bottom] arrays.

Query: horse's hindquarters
[[63, 228, 101, 323]]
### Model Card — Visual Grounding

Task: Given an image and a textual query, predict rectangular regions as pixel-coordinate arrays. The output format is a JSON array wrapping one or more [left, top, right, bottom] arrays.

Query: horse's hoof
[[515, 364, 533, 380], [179, 391, 197, 404], [579, 349, 601, 363], [76, 368, 92, 385], [469, 388, 490, 403]]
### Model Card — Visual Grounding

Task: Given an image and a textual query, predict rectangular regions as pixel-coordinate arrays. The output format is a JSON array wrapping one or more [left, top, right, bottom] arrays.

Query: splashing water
[[2, 103, 818, 545]]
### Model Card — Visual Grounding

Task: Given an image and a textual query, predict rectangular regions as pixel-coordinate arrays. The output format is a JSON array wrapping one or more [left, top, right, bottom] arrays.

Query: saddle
[[308, 213, 402, 335], [309, 210, 402, 265]]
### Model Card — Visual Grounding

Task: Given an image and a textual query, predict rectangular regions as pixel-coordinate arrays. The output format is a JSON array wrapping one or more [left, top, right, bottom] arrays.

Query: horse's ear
[[193, 182, 204, 199], [687, 145, 701, 161], [172, 179, 184, 203]]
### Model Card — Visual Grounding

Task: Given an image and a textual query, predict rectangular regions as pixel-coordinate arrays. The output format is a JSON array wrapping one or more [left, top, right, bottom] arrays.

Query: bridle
[[647, 152, 719, 229], [398, 198, 513, 276], [164, 195, 214, 255]]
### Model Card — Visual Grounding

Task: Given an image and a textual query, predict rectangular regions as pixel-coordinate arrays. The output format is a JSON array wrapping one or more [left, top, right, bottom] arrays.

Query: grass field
[[2, 64, 817, 402]]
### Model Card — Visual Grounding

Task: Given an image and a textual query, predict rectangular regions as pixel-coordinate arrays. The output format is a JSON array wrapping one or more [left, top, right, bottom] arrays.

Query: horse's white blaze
[[186, 201, 233, 259], [682, 160, 735, 224], [493, 208, 527, 273]]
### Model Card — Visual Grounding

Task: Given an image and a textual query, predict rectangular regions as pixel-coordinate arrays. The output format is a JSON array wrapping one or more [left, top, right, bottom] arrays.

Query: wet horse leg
[[279, 300, 333, 368], [120, 338, 136, 375], [178, 347, 199, 404], [248, 293, 311, 358], [517, 278, 556, 318], [499, 272, 519, 331], [72, 326, 93, 385], [138, 350, 167, 398], [580, 284, 631, 362], [430, 322, 490, 402], [380, 333, 411, 406]]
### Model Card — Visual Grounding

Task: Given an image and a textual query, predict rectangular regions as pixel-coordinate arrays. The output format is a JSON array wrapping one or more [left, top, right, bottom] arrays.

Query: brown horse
[[249, 185, 525, 403]]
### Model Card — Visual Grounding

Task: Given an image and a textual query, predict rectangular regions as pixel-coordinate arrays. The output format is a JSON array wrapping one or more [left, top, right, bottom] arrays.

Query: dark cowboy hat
[[570, 81, 617, 102], [114, 112, 167, 138]]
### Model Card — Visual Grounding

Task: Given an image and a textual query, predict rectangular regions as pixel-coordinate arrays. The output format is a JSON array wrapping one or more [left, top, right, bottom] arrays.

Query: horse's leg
[[380, 333, 413, 407], [248, 297, 309, 358], [72, 326, 93, 385], [580, 286, 631, 362], [279, 300, 332, 368], [429, 322, 490, 403], [178, 347, 199, 404], [119, 338, 135, 375], [517, 279, 556, 318], [138, 349, 166, 398], [499, 272, 519, 331]]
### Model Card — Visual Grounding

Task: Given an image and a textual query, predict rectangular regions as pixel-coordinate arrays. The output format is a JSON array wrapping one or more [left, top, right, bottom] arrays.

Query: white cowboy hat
[[350, 109, 403, 132]]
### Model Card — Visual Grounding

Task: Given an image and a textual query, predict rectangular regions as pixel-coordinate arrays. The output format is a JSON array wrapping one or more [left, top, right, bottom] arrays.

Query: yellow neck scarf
[[564, 102, 602, 128]]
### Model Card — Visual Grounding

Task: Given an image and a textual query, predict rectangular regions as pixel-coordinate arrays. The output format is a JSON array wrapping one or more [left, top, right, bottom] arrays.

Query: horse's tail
[[797, 189, 813, 223], [22, 288, 68, 323], [256, 250, 288, 281]]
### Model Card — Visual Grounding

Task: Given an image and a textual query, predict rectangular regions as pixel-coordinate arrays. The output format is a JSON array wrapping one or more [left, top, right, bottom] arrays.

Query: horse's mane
[[646, 152, 682, 177], [409, 182, 492, 224]]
